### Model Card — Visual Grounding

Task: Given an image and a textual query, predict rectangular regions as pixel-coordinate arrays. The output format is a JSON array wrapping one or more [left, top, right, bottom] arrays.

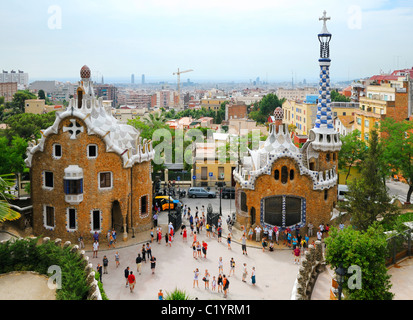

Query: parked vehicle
[[154, 196, 182, 211], [337, 185, 349, 201], [221, 187, 235, 199], [188, 187, 217, 199]]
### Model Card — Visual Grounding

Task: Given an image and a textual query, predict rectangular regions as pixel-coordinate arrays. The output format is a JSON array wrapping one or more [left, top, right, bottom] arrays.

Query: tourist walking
[[115, 252, 120, 268], [293, 246, 301, 264], [136, 254, 142, 275], [211, 276, 217, 291], [217, 274, 223, 293], [192, 241, 197, 259], [241, 234, 248, 255], [229, 258, 235, 277], [308, 221, 314, 237], [128, 271, 136, 293], [218, 257, 224, 274], [196, 241, 202, 258], [202, 241, 208, 258], [227, 233, 232, 250], [146, 243, 152, 259], [251, 267, 256, 286], [248, 227, 253, 241], [183, 226, 187, 242], [242, 263, 248, 283], [78, 234, 85, 249], [158, 289, 164, 300], [223, 275, 229, 298], [150, 256, 157, 274], [97, 264, 103, 283], [124, 266, 130, 287], [93, 240, 99, 258], [255, 225, 262, 242], [142, 244, 147, 263], [193, 268, 200, 288], [203, 269, 210, 289], [217, 225, 222, 242], [103, 256, 109, 274]]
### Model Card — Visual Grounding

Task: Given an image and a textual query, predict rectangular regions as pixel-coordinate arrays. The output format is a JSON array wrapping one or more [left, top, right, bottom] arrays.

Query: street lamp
[[335, 264, 346, 301], [215, 181, 226, 217]]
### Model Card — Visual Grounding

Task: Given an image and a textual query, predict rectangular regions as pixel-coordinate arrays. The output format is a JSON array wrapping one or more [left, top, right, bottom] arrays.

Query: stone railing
[[40, 237, 102, 300], [291, 240, 325, 300]]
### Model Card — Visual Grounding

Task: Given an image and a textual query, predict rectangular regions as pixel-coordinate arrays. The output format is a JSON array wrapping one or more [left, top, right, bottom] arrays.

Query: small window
[[274, 170, 280, 180], [141, 195, 148, 215], [44, 172, 54, 189], [53, 144, 62, 158], [333, 153, 336, 161], [88, 145, 98, 159], [99, 172, 112, 189], [281, 166, 288, 184], [324, 189, 328, 200], [45, 206, 55, 228], [92, 210, 101, 231], [240, 192, 248, 212], [290, 169, 295, 181], [326, 153, 331, 162], [67, 208, 77, 230]]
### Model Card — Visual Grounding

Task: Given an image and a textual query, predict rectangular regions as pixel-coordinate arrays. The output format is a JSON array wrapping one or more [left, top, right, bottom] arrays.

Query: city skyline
[[1, 0, 413, 84]]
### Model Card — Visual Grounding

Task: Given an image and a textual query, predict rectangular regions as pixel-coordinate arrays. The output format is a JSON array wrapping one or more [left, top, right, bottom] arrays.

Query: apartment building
[[0, 82, 18, 102]]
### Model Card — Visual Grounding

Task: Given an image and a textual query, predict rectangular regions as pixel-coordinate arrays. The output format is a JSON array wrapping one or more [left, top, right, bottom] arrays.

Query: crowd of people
[[89, 196, 333, 299]]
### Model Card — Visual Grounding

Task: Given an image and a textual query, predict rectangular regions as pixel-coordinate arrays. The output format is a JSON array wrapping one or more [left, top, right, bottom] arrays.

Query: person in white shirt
[[317, 230, 322, 241], [93, 240, 99, 258], [254, 226, 262, 242]]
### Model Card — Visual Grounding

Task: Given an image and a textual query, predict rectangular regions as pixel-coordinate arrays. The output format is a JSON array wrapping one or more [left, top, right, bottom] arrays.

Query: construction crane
[[173, 68, 193, 109]]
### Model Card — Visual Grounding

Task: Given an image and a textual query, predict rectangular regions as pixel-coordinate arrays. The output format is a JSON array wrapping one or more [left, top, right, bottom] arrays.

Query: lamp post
[[215, 181, 226, 217], [335, 264, 346, 300]]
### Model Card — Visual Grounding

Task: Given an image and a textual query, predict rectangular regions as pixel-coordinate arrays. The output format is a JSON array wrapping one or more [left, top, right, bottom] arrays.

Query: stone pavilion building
[[25, 66, 155, 243], [233, 12, 342, 233]]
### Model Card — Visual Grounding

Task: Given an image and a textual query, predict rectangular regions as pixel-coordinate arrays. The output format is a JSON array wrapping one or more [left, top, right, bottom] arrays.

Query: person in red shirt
[[293, 247, 301, 265], [128, 271, 136, 293], [183, 227, 187, 242], [202, 241, 208, 258]]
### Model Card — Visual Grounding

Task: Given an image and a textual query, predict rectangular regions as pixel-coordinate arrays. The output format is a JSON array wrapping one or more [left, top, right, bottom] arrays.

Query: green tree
[[10, 90, 37, 113], [249, 93, 285, 124], [0, 136, 28, 175], [325, 224, 394, 300], [331, 89, 350, 102], [38, 90, 46, 100], [3, 112, 56, 141], [338, 129, 367, 184], [339, 129, 399, 231], [380, 117, 413, 203], [0, 174, 21, 222]]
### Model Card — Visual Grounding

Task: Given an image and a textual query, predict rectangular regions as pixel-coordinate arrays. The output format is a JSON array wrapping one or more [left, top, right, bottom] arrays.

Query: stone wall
[[291, 240, 325, 300]]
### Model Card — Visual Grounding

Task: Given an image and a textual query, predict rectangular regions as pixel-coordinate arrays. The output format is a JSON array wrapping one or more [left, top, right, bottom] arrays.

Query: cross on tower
[[63, 119, 84, 140], [319, 10, 330, 31]]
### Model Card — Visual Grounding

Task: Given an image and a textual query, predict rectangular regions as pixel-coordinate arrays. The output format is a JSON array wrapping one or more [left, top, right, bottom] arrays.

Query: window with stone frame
[[91, 210, 101, 231], [141, 195, 148, 215], [53, 144, 62, 159], [99, 172, 112, 189], [87, 144, 98, 159], [67, 208, 77, 230], [274, 169, 280, 181], [240, 192, 248, 212], [45, 206, 55, 228], [44, 171, 54, 189]]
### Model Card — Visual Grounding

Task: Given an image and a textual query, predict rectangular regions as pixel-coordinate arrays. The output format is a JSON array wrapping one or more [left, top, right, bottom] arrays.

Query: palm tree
[[0, 174, 21, 222], [143, 112, 166, 128]]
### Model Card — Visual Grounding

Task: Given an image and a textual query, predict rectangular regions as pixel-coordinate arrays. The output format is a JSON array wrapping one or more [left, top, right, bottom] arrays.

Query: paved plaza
[[85, 197, 302, 300]]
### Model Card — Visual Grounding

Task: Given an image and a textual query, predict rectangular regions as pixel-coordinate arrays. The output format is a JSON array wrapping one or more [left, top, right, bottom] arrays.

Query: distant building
[[131, 74, 135, 84], [225, 102, 248, 121], [0, 82, 18, 102], [142, 74, 145, 85], [276, 87, 318, 101], [0, 70, 29, 89], [94, 84, 118, 108], [25, 99, 63, 114]]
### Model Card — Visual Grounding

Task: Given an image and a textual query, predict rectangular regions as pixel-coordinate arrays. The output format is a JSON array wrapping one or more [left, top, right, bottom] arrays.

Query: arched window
[[324, 189, 328, 200], [333, 152, 336, 161], [326, 153, 331, 162], [274, 170, 280, 180], [281, 166, 288, 184], [290, 169, 295, 181]]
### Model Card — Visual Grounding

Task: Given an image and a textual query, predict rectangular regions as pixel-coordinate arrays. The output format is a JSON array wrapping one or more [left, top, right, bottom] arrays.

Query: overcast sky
[[1, 0, 413, 84]]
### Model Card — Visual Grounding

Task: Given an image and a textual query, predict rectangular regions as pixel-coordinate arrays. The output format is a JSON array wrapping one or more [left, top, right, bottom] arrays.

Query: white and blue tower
[[308, 11, 341, 152]]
